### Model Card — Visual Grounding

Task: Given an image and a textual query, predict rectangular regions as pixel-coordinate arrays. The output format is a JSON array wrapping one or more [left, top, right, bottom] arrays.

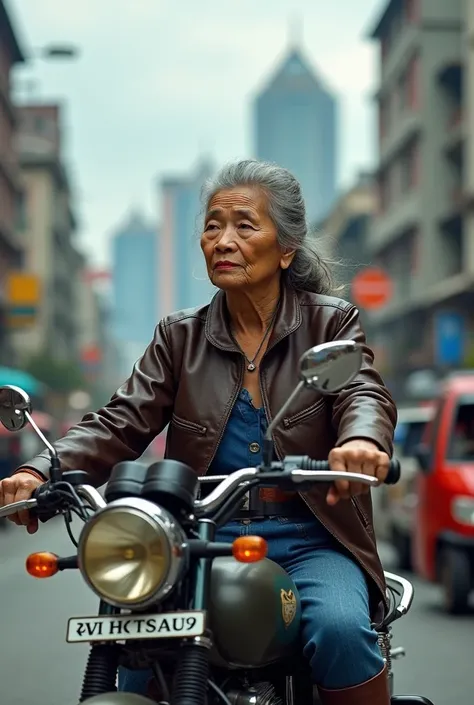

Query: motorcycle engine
[[227, 682, 282, 705]]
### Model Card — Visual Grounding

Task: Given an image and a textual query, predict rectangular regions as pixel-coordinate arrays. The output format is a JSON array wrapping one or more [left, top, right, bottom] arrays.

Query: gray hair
[[201, 159, 340, 295]]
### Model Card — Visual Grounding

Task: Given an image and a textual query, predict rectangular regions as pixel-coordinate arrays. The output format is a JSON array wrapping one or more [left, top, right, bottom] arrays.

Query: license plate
[[66, 610, 206, 643]]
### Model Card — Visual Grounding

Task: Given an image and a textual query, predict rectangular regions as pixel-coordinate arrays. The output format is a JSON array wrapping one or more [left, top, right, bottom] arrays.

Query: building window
[[400, 141, 420, 192], [407, 55, 420, 110], [379, 97, 388, 142], [378, 167, 393, 214], [401, 142, 421, 193], [405, 0, 420, 24], [410, 228, 420, 274]]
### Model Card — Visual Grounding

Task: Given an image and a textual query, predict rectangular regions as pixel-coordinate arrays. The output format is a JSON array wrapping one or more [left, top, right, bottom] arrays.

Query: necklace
[[232, 302, 279, 372]]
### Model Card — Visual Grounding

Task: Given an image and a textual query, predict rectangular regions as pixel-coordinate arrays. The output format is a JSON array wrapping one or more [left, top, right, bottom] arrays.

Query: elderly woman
[[0, 160, 396, 705]]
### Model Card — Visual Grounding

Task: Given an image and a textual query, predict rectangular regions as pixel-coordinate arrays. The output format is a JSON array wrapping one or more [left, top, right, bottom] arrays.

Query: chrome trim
[[0, 498, 37, 518], [194, 468, 259, 515], [194, 467, 379, 516], [291, 469, 379, 487], [384, 570, 415, 618], [76, 485, 107, 511], [25, 410, 57, 458]]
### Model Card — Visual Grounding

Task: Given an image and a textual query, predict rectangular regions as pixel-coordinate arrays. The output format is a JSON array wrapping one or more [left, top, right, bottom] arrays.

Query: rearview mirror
[[0, 385, 32, 431], [299, 340, 362, 393], [262, 340, 362, 467]]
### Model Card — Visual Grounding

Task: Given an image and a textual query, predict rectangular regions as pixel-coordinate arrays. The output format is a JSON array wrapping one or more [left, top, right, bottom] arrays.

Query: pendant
[[247, 363, 256, 372]]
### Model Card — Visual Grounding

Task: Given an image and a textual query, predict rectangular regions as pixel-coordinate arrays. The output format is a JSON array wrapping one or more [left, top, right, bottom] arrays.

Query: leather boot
[[317, 664, 391, 705]]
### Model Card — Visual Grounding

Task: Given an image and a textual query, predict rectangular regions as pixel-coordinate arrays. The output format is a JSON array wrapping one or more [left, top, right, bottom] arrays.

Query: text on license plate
[[66, 610, 205, 643]]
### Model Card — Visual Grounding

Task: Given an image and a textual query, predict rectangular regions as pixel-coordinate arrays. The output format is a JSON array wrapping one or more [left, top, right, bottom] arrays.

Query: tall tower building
[[254, 37, 338, 224]]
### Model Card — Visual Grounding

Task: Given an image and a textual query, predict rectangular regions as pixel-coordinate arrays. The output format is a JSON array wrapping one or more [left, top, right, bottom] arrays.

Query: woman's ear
[[280, 249, 296, 270]]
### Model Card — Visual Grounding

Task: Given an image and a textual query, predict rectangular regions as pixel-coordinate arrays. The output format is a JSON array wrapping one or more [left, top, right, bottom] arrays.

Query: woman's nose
[[214, 226, 238, 251]]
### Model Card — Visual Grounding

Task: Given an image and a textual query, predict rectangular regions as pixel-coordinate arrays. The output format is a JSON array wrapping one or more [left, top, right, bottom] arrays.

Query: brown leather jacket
[[22, 282, 397, 619]]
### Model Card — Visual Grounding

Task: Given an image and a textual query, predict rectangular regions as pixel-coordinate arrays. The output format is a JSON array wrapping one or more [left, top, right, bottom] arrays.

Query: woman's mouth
[[214, 261, 239, 270]]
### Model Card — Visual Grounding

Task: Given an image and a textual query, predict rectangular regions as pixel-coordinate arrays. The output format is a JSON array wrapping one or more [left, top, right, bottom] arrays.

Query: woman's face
[[201, 186, 295, 292]]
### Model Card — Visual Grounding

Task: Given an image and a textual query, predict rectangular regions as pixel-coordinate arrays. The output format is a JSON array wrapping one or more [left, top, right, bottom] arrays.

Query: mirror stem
[[25, 411, 62, 483], [262, 380, 305, 469]]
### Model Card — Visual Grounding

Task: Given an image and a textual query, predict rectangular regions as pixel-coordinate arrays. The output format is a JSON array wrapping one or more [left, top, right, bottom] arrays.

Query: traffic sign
[[351, 267, 393, 311]]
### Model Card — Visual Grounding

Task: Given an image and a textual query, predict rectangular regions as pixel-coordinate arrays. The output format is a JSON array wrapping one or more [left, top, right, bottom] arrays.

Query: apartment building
[[0, 0, 24, 360], [367, 0, 474, 389], [13, 104, 82, 363]]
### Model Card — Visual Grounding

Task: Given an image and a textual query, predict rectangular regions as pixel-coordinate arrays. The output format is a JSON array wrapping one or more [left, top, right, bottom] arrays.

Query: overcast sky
[[8, 0, 384, 267]]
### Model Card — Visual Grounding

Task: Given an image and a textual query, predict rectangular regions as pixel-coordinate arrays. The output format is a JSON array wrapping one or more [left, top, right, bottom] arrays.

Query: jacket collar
[[205, 277, 303, 352]]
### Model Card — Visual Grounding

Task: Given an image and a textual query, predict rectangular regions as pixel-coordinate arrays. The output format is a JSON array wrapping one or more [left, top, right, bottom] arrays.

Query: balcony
[[368, 190, 421, 254], [379, 23, 420, 86], [379, 110, 422, 168]]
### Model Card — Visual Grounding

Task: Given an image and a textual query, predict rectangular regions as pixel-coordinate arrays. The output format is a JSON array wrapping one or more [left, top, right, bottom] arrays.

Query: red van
[[413, 372, 474, 613]]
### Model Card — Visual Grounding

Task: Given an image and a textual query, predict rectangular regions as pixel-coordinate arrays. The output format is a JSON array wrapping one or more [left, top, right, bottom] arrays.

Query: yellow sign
[[6, 272, 41, 328], [280, 589, 297, 628], [7, 272, 40, 305]]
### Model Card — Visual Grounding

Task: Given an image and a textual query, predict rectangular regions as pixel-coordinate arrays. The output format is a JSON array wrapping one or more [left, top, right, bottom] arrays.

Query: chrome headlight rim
[[78, 497, 187, 609]]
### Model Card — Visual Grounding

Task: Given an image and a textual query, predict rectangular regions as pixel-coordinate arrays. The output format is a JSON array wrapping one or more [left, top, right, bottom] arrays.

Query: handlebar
[[0, 483, 106, 520], [0, 456, 400, 521], [194, 457, 400, 516]]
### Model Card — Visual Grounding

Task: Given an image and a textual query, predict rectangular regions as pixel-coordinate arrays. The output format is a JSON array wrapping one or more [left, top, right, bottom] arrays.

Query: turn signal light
[[232, 535, 268, 563], [26, 552, 59, 578]]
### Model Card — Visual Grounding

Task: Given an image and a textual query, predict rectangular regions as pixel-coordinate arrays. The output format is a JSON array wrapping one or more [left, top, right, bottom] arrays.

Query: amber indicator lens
[[232, 535, 268, 563], [26, 552, 59, 578]]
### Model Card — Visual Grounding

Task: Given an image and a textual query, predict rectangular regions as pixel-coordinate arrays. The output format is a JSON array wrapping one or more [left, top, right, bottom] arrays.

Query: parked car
[[384, 404, 435, 569], [413, 372, 474, 613]]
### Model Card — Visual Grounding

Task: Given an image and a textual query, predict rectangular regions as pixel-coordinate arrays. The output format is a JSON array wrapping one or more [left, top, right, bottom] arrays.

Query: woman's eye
[[238, 223, 254, 230], [205, 223, 218, 231]]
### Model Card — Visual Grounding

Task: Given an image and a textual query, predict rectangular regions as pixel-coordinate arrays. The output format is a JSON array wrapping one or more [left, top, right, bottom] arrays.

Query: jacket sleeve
[[330, 305, 397, 456], [19, 320, 175, 486]]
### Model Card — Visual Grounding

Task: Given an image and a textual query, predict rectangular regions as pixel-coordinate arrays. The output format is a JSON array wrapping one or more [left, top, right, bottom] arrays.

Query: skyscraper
[[111, 211, 157, 376], [158, 159, 215, 318], [254, 44, 337, 224]]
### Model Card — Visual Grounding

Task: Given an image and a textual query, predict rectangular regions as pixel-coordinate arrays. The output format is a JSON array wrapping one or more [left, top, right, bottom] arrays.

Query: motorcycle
[[0, 340, 435, 705]]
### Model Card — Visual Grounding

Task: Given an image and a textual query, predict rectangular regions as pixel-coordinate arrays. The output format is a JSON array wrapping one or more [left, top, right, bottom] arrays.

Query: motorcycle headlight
[[78, 497, 187, 609], [451, 496, 474, 526]]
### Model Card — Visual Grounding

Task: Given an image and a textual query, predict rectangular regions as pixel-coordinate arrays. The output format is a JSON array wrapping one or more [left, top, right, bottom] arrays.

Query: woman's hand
[[0, 471, 44, 534], [327, 439, 390, 506]]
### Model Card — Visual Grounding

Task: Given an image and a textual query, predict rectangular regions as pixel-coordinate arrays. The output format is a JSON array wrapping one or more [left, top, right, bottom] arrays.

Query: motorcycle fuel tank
[[208, 556, 301, 669]]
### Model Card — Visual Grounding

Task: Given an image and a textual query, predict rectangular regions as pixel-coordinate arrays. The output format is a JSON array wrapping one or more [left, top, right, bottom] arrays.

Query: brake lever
[[0, 498, 38, 518]]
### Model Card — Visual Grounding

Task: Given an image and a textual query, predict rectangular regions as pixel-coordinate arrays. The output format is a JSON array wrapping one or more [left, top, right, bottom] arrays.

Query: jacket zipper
[[171, 414, 207, 436], [351, 496, 371, 530], [283, 399, 325, 429]]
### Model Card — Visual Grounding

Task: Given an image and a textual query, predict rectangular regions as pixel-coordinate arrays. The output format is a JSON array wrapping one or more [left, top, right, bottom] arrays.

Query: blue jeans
[[118, 516, 384, 694]]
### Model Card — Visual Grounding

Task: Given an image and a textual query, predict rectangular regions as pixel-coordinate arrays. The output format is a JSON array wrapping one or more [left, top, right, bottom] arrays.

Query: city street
[[0, 518, 472, 705]]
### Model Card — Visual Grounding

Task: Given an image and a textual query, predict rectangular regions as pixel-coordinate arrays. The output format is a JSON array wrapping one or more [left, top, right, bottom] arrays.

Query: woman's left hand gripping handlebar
[[0, 470, 45, 534], [327, 439, 390, 506]]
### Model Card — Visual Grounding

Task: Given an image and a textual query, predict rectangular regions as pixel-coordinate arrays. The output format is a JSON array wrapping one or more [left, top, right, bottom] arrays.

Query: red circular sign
[[351, 267, 393, 311]]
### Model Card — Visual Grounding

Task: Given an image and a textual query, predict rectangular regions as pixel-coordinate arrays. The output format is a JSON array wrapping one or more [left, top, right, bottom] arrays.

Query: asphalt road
[[0, 518, 472, 705]]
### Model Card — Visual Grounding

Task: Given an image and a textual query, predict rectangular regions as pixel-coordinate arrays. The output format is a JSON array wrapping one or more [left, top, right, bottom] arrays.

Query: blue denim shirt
[[208, 389, 266, 474]]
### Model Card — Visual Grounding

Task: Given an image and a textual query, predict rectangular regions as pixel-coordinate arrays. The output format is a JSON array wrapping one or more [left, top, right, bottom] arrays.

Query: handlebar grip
[[31, 482, 58, 522], [384, 458, 401, 485], [299, 457, 401, 484]]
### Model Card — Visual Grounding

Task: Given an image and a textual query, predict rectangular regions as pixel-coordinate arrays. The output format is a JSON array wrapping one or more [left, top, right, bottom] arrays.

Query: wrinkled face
[[200, 186, 295, 291]]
